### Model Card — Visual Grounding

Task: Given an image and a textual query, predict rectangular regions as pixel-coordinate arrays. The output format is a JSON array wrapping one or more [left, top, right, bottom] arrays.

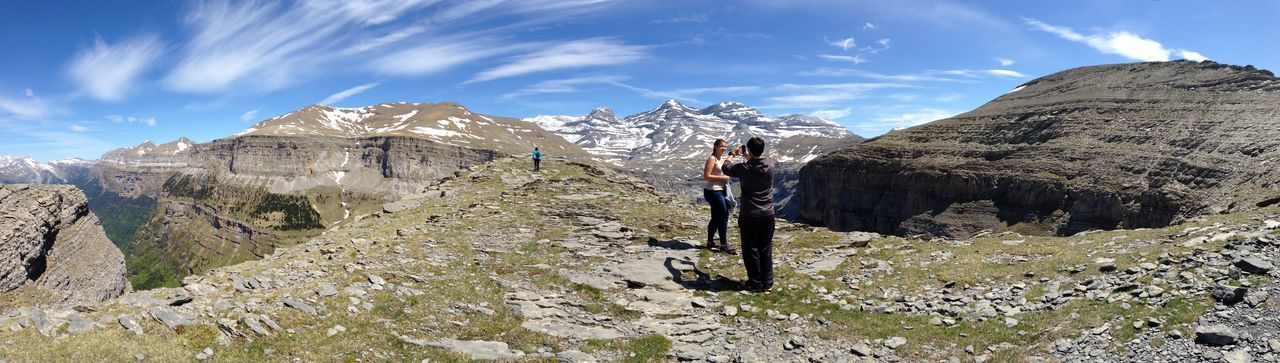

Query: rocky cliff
[[800, 60, 1280, 237], [0, 184, 128, 308]]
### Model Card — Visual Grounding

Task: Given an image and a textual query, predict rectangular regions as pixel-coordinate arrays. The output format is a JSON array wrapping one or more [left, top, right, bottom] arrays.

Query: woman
[[702, 139, 736, 253]]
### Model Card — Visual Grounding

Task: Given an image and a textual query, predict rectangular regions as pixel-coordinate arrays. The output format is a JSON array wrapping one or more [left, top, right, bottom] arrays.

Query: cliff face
[[799, 60, 1280, 238], [0, 184, 128, 308]]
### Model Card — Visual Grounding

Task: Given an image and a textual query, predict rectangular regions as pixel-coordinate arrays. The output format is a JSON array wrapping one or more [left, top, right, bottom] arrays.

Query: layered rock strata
[[800, 60, 1280, 237], [0, 184, 128, 307]]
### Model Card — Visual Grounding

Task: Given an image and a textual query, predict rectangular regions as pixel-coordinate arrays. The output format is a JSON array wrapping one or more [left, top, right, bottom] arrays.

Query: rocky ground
[[0, 157, 1277, 362]]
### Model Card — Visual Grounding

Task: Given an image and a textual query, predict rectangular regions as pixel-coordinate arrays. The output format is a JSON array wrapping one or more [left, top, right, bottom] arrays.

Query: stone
[[367, 274, 386, 286], [1225, 349, 1253, 363], [1235, 257, 1274, 275], [1265, 220, 1280, 230], [556, 350, 596, 363], [316, 283, 339, 297], [722, 305, 738, 316], [148, 308, 194, 331], [1095, 258, 1117, 272], [195, 348, 213, 360], [282, 298, 318, 316], [1195, 324, 1240, 346], [884, 336, 907, 349], [326, 325, 347, 337], [851, 343, 873, 357], [1268, 339, 1280, 352], [119, 315, 145, 335], [401, 336, 524, 360], [1212, 285, 1248, 305], [67, 314, 94, 333], [1004, 317, 1018, 328]]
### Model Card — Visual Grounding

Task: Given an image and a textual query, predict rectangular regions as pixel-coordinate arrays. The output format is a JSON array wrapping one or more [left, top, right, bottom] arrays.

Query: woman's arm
[[703, 156, 731, 182]]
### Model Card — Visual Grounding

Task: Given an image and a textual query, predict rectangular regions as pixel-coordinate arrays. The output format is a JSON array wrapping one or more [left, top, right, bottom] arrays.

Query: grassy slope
[[0, 157, 1267, 361]]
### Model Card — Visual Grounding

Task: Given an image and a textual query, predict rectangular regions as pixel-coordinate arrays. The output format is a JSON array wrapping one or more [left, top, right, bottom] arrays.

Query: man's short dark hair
[[747, 137, 765, 157]]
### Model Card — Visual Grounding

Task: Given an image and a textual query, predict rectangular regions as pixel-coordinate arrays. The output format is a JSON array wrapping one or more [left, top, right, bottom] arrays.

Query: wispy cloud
[[765, 83, 909, 108], [819, 54, 868, 64], [996, 58, 1014, 66], [468, 38, 648, 83], [164, 1, 437, 93], [320, 83, 380, 105], [825, 36, 856, 50], [0, 119, 118, 160], [0, 90, 59, 119], [1023, 18, 1208, 62], [652, 14, 709, 24], [863, 22, 877, 30], [852, 108, 957, 132], [67, 34, 164, 102], [69, 124, 89, 132], [239, 108, 261, 122], [804, 68, 1026, 81], [369, 37, 519, 76], [500, 76, 628, 99], [106, 114, 157, 126], [811, 107, 852, 120]]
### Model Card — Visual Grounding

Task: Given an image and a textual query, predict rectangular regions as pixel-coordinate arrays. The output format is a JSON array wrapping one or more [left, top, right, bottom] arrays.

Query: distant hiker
[[723, 137, 775, 293], [532, 146, 543, 171], [702, 139, 734, 253]]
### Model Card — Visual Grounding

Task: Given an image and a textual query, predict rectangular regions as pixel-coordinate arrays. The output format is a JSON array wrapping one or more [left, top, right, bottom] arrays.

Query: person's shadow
[[662, 258, 746, 292], [647, 238, 697, 250]]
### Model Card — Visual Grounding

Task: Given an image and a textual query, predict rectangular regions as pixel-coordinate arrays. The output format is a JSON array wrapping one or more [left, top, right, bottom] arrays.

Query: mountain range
[[527, 100, 863, 208]]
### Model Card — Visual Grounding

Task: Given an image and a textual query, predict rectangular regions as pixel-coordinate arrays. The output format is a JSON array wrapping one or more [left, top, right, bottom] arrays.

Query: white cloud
[[319, 83, 380, 105], [765, 83, 909, 108], [1179, 50, 1209, 62], [468, 38, 648, 83], [985, 69, 1028, 78], [0, 91, 58, 119], [863, 22, 877, 30], [370, 37, 517, 76], [819, 54, 868, 64], [500, 76, 628, 99], [853, 108, 957, 132], [825, 36, 856, 50], [67, 34, 164, 102], [239, 108, 261, 122], [0, 120, 117, 161], [165, 1, 435, 93], [105, 114, 156, 126], [811, 107, 852, 120], [1023, 18, 1208, 62], [996, 58, 1014, 66], [69, 124, 89, 132], [23, 89, 34, 97]]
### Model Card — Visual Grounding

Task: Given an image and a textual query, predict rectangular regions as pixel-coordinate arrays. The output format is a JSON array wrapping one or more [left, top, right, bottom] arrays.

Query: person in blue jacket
[[532, 146, 543, 171]]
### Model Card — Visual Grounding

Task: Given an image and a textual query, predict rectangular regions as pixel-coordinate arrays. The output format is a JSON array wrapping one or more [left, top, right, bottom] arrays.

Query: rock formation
[[0, 184, 128, 308], [799, 60, 1280, 237]]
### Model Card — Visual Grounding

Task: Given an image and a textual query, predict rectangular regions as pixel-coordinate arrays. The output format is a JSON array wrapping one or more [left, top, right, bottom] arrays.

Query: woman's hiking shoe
[[720, 244, 737, 254]]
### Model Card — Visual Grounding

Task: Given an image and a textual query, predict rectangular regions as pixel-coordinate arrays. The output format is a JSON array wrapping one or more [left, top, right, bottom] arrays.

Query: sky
[[1, 0, 1276, 161]]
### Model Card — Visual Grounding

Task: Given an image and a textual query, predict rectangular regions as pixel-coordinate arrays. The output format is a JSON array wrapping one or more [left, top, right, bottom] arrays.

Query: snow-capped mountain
[[234, 102, 580, 156], [0, 156, 94, 184], [527, 100, 863, 175], [99, 137, 197, 168]]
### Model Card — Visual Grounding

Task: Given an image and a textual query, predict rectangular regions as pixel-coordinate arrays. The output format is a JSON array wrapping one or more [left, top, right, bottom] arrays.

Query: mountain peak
[[701, 101, 763, 121], [587, 107, 615, 120]]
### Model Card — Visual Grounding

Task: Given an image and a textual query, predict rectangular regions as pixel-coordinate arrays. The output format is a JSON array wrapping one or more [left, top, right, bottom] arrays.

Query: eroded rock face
[[800, 60, 1280, 237], [0, 184, 128, 307]]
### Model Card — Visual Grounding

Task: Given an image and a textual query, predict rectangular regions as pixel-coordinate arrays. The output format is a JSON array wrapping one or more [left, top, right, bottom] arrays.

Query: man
[[722, 137, 775, 293], [532, 146, 543, 171]]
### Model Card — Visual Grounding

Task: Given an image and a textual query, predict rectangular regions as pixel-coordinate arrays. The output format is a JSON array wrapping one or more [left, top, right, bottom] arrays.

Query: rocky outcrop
[[800, 60, 1280, 237], [0, 184, 128, 308]]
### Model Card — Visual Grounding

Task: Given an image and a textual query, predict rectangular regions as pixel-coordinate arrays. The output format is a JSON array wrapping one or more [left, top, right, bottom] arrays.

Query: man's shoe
[[720, 244, 737, 254]]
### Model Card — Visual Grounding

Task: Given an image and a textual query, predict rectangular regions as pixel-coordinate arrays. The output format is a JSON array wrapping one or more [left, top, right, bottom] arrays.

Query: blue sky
[[1, 0, 1276, 161]]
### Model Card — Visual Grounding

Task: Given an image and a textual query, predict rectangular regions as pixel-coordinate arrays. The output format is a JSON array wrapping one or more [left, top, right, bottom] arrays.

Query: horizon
[[2, 0, 1277, 161]]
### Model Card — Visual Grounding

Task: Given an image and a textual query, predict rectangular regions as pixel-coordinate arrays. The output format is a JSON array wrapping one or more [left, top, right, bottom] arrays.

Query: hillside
[[800, 60, 1280, 238], [0, 158, 1276, 362], [89, 102, 588, 289]]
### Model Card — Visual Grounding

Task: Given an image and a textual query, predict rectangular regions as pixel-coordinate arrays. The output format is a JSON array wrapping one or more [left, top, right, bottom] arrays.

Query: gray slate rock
[[1195, 324, 1240, 346], [282, 297, 318, 316]]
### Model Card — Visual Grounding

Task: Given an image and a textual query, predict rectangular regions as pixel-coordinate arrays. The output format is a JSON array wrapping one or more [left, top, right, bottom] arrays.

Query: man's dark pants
[[738, 215, 775, 289], [534, 158, 541, 171]]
